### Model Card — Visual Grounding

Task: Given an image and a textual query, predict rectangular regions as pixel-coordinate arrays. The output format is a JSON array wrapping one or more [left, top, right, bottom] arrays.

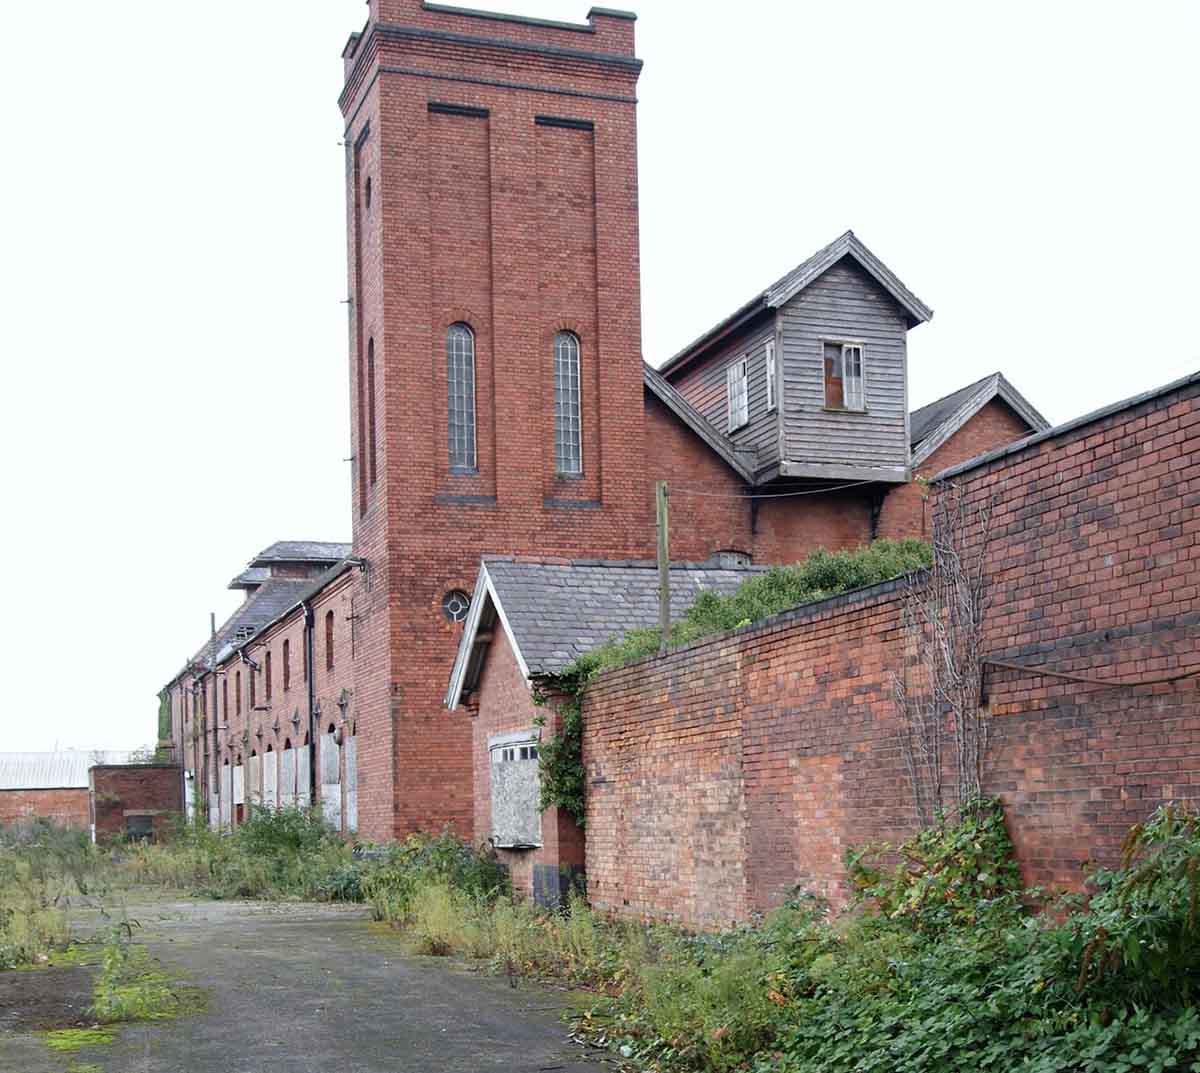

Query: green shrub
[[360, 831, 509, 924], [847, 797, 1025, 931]]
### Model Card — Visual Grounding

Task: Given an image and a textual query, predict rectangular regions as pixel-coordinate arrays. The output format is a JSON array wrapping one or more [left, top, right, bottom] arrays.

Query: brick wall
[[0, 788, 89, 829], [167, 570, 362, 833], [90, 765, 183, 841], [878, 398, 1033, 540], [583, 375, 1200, 928]]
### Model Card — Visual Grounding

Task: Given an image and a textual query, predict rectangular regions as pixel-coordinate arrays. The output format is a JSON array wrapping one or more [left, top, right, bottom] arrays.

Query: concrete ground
[[1, 898, 610, 1073]]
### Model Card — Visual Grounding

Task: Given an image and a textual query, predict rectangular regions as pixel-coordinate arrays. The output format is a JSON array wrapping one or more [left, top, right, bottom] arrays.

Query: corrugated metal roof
[[0, 750, 135, 790]]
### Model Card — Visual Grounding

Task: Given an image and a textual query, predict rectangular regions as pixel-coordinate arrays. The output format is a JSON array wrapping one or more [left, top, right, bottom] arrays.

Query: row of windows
[[447, 325, 583, 476], [355, 328, 587, 502], [726, 339, 864, 431], [181, 611, 337, 723]]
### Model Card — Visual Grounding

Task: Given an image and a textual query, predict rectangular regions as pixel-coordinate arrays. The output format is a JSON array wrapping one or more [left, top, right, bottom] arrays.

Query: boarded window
[[321, 727, 341, 830], [447, 323, 477, 470], [726, 358, 749, 431], [553, 332, 582, 475], [823, 342, 865, 410], [488, 730, 542, 848]]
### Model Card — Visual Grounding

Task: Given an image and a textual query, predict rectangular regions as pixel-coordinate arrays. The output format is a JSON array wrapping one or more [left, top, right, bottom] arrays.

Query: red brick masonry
[[582, 376, 1200, 928], [90, 765, 183, 841], [0, 789, 89, 829]]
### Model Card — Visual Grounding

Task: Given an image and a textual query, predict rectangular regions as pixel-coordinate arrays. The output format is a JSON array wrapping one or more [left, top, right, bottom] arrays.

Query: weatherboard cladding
[[671, 313, 779, 475], [484, 559, 765, 676], [779, 259, 909, 476]]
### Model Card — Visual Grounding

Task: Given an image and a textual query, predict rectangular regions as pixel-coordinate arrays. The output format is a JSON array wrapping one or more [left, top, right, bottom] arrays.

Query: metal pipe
[[304, 602, 318, 807]]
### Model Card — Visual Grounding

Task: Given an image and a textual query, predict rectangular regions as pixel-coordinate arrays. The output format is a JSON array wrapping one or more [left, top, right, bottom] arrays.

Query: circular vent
[[441, 589, 470, 623]]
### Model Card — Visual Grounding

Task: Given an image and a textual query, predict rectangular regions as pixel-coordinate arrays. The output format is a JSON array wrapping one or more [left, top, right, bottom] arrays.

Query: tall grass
[[0, 820, 104, 968], [122, 806, 354, 901]]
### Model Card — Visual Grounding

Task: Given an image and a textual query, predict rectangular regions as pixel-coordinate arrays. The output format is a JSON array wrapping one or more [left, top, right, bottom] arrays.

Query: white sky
[[1, 1, 1196, 752]]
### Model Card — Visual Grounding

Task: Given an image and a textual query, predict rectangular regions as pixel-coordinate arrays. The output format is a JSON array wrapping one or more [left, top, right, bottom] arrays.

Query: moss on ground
[[42, 1028, 115, 1053]]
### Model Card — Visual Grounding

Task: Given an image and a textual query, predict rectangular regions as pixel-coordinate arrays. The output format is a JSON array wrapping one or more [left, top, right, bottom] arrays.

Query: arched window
[[325, 610, 335, 672], [367, 338, 378, 485], [265, 650, 273, 702], [236, 671, 242, 716], [446, 324, 476, 471], [282, 639, 291, 692], [554, 331, 582, 476], [222, 678, 228, 717], [250, 666, 257, 709]]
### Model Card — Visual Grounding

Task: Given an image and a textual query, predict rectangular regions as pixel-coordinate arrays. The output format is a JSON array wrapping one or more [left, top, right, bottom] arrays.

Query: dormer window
[[823, 341, 865, 411], [726, 358, 749, 432]]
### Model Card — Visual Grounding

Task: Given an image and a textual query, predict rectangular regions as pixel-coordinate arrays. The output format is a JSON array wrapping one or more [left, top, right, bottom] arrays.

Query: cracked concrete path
[[1, 898, 609, 1073]]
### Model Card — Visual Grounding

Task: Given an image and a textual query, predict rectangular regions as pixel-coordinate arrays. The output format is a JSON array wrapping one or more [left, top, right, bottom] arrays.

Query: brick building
[[160, 2, 1045, 846], [0, 751, 181, 842], [453, 371, 1198, 924]]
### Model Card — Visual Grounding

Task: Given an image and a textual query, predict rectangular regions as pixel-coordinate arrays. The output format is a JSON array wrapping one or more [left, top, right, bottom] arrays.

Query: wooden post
[[656, 480, 670, 654]]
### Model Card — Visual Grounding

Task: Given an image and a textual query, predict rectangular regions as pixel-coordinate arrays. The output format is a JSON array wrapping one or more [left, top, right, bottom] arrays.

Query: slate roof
[[249, 541, 351, 566], [445, 557, 765, 707], [909, 372, 1050, 467], [228, 566, 271, 590], [0, 751, 134, 790]]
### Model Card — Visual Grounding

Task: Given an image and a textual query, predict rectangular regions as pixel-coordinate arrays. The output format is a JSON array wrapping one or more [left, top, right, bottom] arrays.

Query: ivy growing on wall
[[532, 540, 933, 828], [156, 689, 172, 743]]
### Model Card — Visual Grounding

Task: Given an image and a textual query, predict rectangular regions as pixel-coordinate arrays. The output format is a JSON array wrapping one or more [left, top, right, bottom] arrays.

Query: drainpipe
[[304, 602, 318, 807]]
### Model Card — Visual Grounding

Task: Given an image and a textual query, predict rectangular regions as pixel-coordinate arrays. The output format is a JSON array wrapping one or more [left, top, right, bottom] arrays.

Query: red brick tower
[[339, 2, 649, 841]]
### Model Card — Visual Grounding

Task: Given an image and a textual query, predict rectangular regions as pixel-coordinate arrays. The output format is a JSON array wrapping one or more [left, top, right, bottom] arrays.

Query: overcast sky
[[1, 1, 1196, 752]]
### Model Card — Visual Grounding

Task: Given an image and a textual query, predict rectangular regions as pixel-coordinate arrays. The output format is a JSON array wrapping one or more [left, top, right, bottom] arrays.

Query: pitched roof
[[910, 372, 1050, 468], [0, 750, 135, 790], [228, 566, 271, 590], [934, 368, 1200, 483], [445, 557, 766, 708], [657, 230, 932, 378], [642, 365, 754, 481]]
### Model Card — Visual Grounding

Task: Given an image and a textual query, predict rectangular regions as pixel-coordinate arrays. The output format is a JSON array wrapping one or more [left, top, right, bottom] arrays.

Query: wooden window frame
[[765, 340, 777, 412], [726, 357, 749, 432], [820, 338, 868, 412]]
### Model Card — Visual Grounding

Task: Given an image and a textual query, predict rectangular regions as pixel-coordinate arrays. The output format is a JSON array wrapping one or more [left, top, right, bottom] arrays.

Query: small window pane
[[447, 324, 477, 470], [554, 333, 582, 475], [843, 345, 865, 409]]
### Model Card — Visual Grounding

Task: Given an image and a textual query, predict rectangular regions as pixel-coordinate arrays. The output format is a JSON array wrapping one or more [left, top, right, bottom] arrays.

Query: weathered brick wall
[[583, 375, 1200, 927], [877, 398, 1033, 540], [340, 1, 651, 844], [90, 765, 183, 841], [950, 375, 1200, 888], [471, 627, 583, 898], [168, 571, 362, 833], [0, 788, 89, 829]]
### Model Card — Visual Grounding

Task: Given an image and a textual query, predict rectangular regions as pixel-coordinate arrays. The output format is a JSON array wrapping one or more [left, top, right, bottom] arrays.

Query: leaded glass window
[[553, 332, 582, 476], [447, 324, 477, 471]]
